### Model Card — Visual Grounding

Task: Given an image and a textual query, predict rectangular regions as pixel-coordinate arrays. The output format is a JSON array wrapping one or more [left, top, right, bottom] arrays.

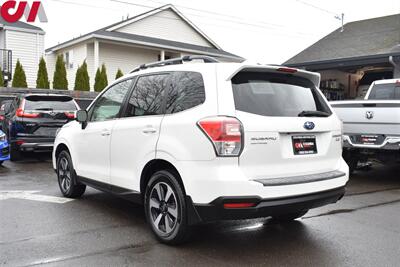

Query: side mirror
[[0, 110, 5, 116], [76, 110, 88, 129]]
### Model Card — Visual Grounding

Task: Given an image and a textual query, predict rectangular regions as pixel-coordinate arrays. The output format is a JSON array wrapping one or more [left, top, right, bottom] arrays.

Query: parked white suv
[[53, 56, 349, 244]]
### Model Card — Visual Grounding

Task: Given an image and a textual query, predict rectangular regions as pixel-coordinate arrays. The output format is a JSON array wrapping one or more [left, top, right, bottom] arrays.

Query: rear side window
[[166, 72, 205, 114], [368, 83, 400, 100], [232, 72, 331, 117], [124, 74, 167, 117], [24, 96, 77, 111]]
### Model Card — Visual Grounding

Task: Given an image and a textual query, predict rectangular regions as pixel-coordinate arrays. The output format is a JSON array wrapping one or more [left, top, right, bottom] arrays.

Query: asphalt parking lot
[[1, 157, 400, 267]]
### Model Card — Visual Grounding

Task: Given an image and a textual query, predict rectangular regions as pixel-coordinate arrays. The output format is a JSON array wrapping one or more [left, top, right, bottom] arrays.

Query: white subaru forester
[[53, 56, 349, 244]]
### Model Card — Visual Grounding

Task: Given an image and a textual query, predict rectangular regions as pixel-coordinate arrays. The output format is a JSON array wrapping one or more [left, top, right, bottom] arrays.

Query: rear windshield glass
[[24, 96, 77, 111], [368, 83, 400, 100], [232, 72, 331, 117]]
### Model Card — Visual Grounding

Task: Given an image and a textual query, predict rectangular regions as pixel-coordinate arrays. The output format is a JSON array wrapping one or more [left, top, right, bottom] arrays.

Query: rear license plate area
[[359, 135, 380, 145], [292, 135, 317, 155], [34, 127, 59, 137]]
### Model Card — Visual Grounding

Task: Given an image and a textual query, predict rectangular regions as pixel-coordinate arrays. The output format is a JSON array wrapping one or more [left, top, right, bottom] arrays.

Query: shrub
[[36, 57, 50, 89], [115, 69, 124, 80], [12, 60, 28, 88], [53, 55, 68, 90], [94, 68, 102, 92], [0, 68, 4, 87], [94, 64, 109, 92], [74, 61, 90, 91], [101, 64, 108, 88]]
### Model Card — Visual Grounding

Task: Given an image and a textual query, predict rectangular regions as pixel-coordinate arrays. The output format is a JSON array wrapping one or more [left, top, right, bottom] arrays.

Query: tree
[[94, 68, 102, 92], [101, 64, 108, 88], [115, 69, 124, 80], [36, 57, 50, 89], [74, 61, 90, 91], [53, 55, 68, 90], [12, 60, 28, 88], [0, 68, 4, 87]]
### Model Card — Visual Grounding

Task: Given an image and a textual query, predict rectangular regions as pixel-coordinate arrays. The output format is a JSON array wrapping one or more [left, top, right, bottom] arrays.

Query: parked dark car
[[0, 94, 79, 161]]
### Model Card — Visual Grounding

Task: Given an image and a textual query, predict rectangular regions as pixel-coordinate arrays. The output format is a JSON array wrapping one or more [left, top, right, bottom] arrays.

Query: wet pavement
[[1, 157, 400, 267]]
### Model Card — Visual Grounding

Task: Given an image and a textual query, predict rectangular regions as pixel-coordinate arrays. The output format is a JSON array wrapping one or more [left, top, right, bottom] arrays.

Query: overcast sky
[[31, 0, 400, 63]]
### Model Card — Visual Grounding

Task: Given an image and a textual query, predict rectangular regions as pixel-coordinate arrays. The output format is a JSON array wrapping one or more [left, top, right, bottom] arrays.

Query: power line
[[110, 0, 318, 36], [48, 0, 319, 38], [294, 0, 339, 16]]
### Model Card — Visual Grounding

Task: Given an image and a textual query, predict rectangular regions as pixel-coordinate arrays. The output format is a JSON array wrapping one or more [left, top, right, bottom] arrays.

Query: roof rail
[[130, 55, 219, 73]]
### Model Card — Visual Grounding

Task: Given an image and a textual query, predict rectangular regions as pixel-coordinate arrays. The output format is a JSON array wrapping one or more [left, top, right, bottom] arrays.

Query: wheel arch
[[140, 159, 186, 197], [55, 143, 70, 162]]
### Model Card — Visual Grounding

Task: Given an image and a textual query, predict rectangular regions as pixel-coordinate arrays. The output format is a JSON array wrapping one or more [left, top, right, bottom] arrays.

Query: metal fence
[[0, 87, 98, 109]]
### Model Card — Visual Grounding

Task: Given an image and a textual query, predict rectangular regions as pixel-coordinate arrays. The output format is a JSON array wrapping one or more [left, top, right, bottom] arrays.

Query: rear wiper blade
[[298, 110, 330, 117]]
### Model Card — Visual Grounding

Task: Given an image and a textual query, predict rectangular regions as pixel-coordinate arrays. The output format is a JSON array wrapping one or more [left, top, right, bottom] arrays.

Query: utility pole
[[335, 13, 345, 32]]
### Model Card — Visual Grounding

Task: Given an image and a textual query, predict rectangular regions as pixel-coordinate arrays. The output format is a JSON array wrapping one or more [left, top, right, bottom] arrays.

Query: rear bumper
[[186, 186, 345, 224], [13, 137, 54, 152], [343, 134, 400, 150]]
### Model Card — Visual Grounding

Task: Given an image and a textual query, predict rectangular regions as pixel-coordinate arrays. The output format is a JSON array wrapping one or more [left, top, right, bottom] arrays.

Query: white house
[[0, 18, 45, 87], [46, 4, 243, 91]]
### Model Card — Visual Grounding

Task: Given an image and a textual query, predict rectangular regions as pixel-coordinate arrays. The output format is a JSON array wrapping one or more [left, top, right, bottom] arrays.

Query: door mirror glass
[[76, 110, 88, 123]]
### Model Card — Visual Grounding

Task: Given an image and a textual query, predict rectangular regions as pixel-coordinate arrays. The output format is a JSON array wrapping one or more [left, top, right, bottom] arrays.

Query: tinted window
[[91, 79, 132, 122], [232, 72, 331, 117], [124, 75, 167, 117], [368, 83, 400, 100], [166, 72, 205, 114], [24, 96, 77, 111]]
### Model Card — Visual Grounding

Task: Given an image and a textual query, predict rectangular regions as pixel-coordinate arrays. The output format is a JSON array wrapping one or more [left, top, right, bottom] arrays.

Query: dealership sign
[[1, 1, 47, 23]]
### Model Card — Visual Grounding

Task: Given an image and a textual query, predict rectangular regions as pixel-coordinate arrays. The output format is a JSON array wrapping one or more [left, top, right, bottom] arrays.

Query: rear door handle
[[101, 129, 111, 136], [142, 127, 157, 134]]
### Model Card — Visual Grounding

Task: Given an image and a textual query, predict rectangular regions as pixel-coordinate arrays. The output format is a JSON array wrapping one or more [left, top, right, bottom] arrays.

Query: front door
[[75, 79, 133, 184]]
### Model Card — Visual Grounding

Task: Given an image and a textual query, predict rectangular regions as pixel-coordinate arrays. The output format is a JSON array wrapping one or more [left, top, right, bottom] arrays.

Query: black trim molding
[[78, 176, 142, 204]]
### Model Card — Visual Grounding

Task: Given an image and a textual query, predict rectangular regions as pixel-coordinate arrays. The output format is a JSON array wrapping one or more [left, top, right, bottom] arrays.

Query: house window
[[65, 51, 74, 69]]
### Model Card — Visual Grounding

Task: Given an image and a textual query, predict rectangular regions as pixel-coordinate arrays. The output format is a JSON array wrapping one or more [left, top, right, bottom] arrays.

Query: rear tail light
[[16, 140, 25, 146], [197, 116, 243, 157], [64, 112, 76, 119], [16, 108, 39, 118]]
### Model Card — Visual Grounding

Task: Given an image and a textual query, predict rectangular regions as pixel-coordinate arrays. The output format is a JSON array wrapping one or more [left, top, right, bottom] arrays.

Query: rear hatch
[[231, 69, 342, 180], [18, 95, 78, 138]]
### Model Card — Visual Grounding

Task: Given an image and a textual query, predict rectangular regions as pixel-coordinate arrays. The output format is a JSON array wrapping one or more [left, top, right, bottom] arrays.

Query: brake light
[[16, 140, 25, 145], [16, 108, 39, 118], [64, 112, 76, 119], [197, 116, 243, 157], [277, 67, 298, 74], [224, 203, 256, 209]]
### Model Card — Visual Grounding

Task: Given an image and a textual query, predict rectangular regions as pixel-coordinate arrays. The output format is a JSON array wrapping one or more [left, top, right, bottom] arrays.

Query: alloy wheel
[[58, 157, 71, 192], [149, 182, 179, 235]]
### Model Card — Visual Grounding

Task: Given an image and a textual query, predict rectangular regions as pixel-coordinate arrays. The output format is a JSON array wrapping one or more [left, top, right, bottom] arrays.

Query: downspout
[[389, 56, 400, 78]]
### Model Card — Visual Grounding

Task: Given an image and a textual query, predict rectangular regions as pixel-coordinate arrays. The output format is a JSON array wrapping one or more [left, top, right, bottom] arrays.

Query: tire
[[10, 143, 22, 162], [0, 161, 3, 166], [144, 170, 190, 245], [271, 210, 309, 222], [56, 150, 86, 198]]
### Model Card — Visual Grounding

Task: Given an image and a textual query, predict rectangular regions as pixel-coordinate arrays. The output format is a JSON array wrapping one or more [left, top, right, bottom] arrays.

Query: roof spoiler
[[226, 65, 321, 87]]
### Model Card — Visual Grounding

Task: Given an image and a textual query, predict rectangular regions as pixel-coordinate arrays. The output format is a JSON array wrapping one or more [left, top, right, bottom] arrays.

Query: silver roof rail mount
[[130, 56, 219, 73]]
